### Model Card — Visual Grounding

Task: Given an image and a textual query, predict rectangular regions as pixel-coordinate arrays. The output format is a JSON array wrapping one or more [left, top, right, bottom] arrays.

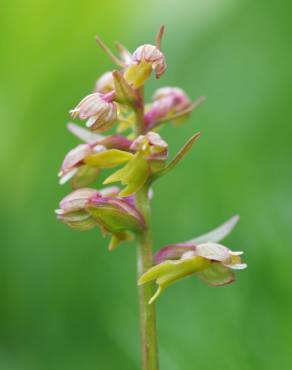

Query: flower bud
[[55, 188, 98, 231], [87, 193, 145, 235], [124, 44, 166, 88], [94, 71, 114, 93], [145, 87, 191, 128], [56, 188, 146, 246], [70, 92, 117, 132]]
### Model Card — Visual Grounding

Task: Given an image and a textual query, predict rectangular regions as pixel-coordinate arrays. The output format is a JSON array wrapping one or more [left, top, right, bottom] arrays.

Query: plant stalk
[[136, 185, 159, 370], [134, 86, 159, 370]]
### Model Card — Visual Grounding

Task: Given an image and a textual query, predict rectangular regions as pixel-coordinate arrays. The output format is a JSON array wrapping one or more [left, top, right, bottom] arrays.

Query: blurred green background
[[1, 0, 291, 369]]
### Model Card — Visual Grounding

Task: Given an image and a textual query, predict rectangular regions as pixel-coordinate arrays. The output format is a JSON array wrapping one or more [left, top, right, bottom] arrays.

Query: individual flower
[[139, 216, 247, 303], [104, 132, 168, 196], [94, 71, 114, 93], [144, 87, 192, 129], [70, 92, 117, 132], [55, 188, 99, 231], [56, 187, 146, 250], [130, 131, 168, 172], [124, 44, 166, 88], [58, 138, 133, 188], [58, 143, 104, 188]]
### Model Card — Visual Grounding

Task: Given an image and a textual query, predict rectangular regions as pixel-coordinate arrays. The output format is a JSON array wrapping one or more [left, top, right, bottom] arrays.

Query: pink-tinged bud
[[56, 187, 145, 244], [124, 44, 166, 88], [94, 71, 114, 93], [55, 188, 99, 231], [70, 92, 117, 132], [132, 44, 166, 78], [145, 87, 191, 128], [87, 193, 146, 236]]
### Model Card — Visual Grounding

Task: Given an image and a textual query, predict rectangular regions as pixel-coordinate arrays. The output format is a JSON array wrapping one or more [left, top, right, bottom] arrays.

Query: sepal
[[187, 215, 240, 244], [87, 194, 145, 234], [112, 70, 137, 105], [151, 132, 201, 182]]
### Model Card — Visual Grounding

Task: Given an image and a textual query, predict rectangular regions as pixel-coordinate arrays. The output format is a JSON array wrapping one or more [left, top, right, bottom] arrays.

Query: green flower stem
[[134, 87, 146, 136], [136, 184, 159, 370], [134, 85, 159, 370]]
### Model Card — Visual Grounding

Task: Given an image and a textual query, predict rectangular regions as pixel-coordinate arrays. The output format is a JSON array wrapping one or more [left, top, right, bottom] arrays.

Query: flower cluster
[[56, 27, 246, 302]]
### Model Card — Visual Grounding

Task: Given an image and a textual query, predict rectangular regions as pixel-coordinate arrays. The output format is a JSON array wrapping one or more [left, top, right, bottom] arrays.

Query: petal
[[151, 132, 201, 182], [154, 243, 196, 264], [59, 167, 79, 185], [61, 144, 92, 173], [87, 202, 144, 234], [59, 188, 99, 212], [186, 215, 240, 244], [67, 122, 104, 143], [112, 70, 137, 104], [195, 243, 231, 263], [108, 231, 133, 251]]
